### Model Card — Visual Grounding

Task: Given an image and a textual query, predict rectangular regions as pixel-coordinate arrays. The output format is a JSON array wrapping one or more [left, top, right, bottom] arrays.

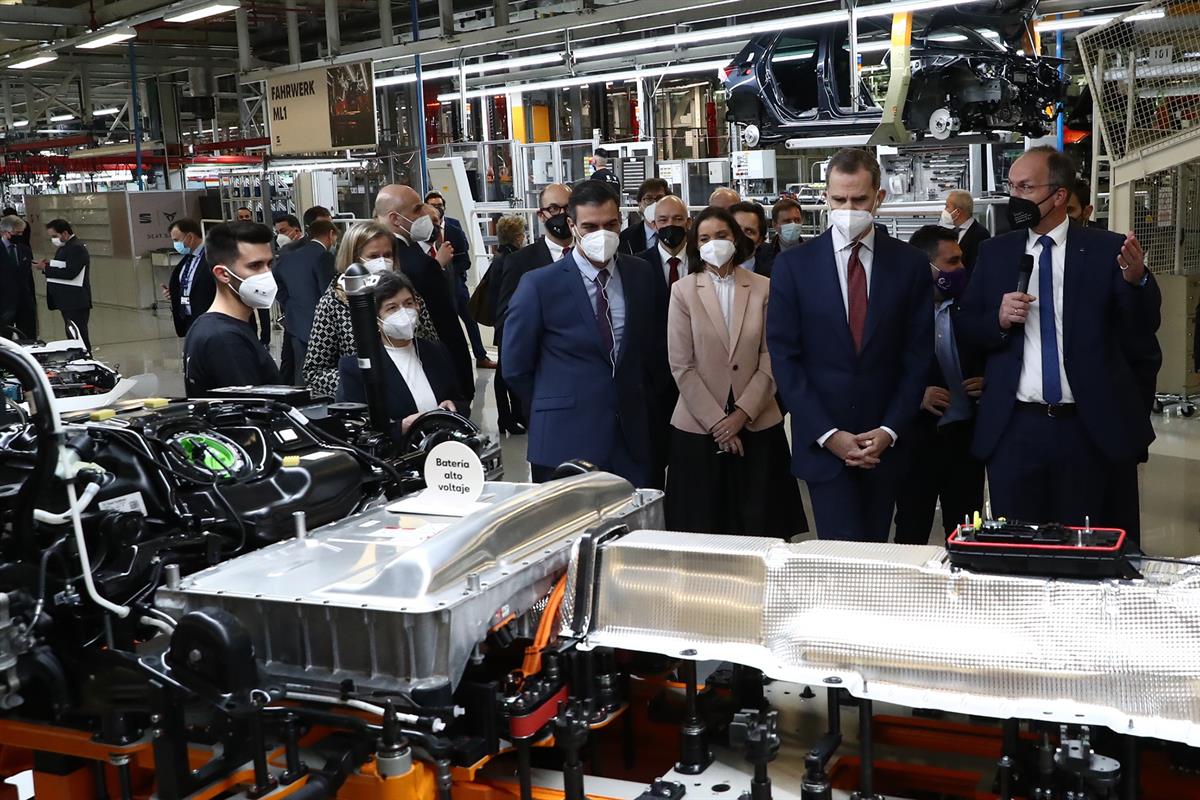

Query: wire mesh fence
[[1129, 161, 1200, 275], [1078, 0, 1200, 164]]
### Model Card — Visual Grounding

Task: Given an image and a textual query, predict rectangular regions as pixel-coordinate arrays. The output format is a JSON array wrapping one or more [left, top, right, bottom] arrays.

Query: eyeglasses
[[540, 204, 567, 215], [1002, 181, 1060, 196]]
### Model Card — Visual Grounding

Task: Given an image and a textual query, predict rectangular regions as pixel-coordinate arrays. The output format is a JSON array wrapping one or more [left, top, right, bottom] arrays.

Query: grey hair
[[0, 215, 26, 234], [947, 190, 974, 215]]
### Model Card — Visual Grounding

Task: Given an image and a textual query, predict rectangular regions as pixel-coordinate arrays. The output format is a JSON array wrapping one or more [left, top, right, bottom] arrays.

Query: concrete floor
[[65, 301, 1200, 558]]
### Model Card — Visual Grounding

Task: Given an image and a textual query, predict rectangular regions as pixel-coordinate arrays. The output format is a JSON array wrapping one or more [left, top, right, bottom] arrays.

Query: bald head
[[708, 187, 741, 210], [655, 195, 688, 221], [539, 183, 571, 211], [374, 184, 424, 239]]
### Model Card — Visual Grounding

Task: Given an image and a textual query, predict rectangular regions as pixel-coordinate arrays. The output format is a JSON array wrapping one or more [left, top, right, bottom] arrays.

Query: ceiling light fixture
[[76, 27, 136, 49], [1034, 9, 1166, 32], [163, 0, 240, 24], [7, 53, 58, 69], [50, 114, 75, 122], [12, 120, 28, 127], [375, 53, 565, 88], [93, 107, 122, 116], [438, 59, 731, 102]]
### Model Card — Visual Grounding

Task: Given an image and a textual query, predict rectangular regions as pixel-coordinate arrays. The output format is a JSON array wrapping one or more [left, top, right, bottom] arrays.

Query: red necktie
[[668, 257, 680, 284], [562, 246, 573, 259], [847, 242, 868, 353], [429, 246, 437, 258]]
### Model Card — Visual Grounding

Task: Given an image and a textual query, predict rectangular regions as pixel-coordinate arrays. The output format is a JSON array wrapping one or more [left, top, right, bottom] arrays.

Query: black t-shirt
[[184, 311, 282, 397]]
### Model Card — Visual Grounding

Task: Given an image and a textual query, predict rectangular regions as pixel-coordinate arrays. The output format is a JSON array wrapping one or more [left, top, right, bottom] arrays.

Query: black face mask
[[427, 224, 441, 245], [1006, 188, 1057, 230], [657, 225, 686, 249], [543, 212, 571, 240]]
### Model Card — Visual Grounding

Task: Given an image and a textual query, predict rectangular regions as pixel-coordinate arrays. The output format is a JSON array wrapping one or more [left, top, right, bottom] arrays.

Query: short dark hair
[[1025, 145, 1077, 193], [729, 201, 767, 238], [636, 178, 669, 201], [307, 219, 337, 239], [237, 206, 253, 215], [1070, 177, 1091, 209], [372, 269, 418, 309], [46, 219, 72, 235], [828, 148, 881, 190], [568, 179, 619, 219], [204, 221, 273, 270], [169, 218, 202, 237], [908, 224, 959, 261], [424, 191, 444, 203], [2, 207, 17, 216], [771, 197, 803, 222], [302, 206, 331, 228], [685, 207, 756, 272], [277, 213, 301, 230]]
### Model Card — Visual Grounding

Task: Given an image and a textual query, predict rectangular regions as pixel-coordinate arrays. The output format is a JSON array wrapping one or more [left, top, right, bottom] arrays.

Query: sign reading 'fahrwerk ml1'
[[266, 61, 376, 155]]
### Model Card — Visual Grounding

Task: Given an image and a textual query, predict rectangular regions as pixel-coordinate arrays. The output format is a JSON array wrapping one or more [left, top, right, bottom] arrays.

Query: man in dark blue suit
[[956, 146, 1160, 533], [767, 148, 933, 541], [503, 180, 656, 486], [274, 219, 338, 384]]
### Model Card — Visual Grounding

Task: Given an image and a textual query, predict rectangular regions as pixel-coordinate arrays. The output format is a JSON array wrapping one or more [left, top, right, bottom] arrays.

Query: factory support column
[[128, 42, 144, 190], [493, 0, 508, 28], [286, 0, 302, 63], [236, 8, 252, 73], [379, 0, 394, 46], [2, 80, 13, 131], [411, 0, 429, 194], [325, 0, 341, 57]]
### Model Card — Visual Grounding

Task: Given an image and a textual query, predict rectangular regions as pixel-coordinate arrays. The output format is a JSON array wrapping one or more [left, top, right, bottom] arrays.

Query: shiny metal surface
[[580, 532, 1200, 746], [156, 473, 663, 694]]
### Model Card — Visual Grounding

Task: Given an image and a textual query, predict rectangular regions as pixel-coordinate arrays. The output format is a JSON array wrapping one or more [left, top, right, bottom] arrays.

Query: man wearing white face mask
[[940, 190, 989, 275], [766, 148, 933, 543], [184, 222, 282, 397], [374, 184, 475, 408], [619, 178, 668, 256], [503, 180, 659, 486]]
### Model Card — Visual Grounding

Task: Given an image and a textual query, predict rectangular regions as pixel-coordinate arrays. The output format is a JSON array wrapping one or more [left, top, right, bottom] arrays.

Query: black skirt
[[664, 422, 809, 538]]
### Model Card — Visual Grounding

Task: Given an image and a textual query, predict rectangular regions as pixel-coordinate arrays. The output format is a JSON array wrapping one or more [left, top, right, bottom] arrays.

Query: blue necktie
[[1037, 235, 1062, 404]]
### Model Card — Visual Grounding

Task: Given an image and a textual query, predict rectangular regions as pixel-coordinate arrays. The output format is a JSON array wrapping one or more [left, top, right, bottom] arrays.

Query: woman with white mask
[[303, 221, 439, 397], [664, 207, 807, 537], [337, 271, 462, 438]]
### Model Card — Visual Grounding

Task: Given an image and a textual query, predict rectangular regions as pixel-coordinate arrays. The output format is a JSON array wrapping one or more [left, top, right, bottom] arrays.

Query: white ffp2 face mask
[[939, 209, 957, 229], [406, 214, 436, 245], [381, 307, 419, 341], [700, 239, 737, 269], [829, 209, 874, 241], [576, 230, 620, 264], [362, 256, 392, 275], [227, 269, 277, 309]]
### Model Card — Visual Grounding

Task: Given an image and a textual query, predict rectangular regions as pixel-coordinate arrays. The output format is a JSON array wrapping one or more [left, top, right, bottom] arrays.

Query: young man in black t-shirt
[[184, 222, 282, 397]]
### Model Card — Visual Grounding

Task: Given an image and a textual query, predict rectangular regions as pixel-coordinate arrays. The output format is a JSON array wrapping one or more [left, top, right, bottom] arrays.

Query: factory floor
[[70, 301, 1200, 557]]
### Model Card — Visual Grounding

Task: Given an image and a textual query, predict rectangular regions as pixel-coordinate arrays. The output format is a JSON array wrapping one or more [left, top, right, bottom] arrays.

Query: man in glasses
[[956, 146, 1160, 544], [495, 183, 574, 335]]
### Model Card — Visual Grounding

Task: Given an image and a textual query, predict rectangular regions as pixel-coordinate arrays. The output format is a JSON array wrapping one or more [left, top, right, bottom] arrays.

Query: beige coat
[[667, 266, 782, 434]]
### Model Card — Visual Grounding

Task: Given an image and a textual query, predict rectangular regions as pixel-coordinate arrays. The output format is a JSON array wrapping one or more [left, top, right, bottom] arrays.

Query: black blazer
[[958, 220, 991, 276], [496, 237, 556, 331], [619, 222, 650, 256], [955, 224, 1162, 464], [0, 241, 35, 331], [754, 243, 776, 278], [44, 236, 91, 312], [393, 236, 474, 401], [274, 240, 335, 342], [336, 338, 463, 441], [444, 218, 471, 281], [168, 247, 217, 337], [486, 244, 519, 330], [634, 245, 679, 437]]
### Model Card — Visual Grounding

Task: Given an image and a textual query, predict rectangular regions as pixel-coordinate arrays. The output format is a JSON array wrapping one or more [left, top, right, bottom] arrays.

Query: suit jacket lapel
[[560, 257, 608, 361], [813, 231, 856, 355], [728, 272, 752, 358], [861, 234, 895, 352], [1062, 226, 1085, 353], [694, 273, 731, 352], [536, 238, 552, 267]]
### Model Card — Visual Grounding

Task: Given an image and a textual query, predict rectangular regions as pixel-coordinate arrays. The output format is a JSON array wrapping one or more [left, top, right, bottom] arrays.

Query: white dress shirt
[[817, 223, 896, 447], [1016, 216, 1075, 404], [383, 343, 439, 413], [657, 243, 688, 285], [707, 267, 736, 330], [546, 237, 567, 262], [829, 223, 875, 320]]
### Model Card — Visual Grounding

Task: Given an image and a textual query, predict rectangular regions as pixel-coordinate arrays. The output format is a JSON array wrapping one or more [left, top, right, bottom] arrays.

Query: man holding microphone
[[955, 147, 1161, 533]]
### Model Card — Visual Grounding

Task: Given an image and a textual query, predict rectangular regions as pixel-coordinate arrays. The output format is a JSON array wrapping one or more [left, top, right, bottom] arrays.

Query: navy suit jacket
[[274, 240, 335, 342], [44, 237, 91, 312], [634, 245, 679, 411], [954, 224, 1161, 464], [168, 246, 217, 338], [766, 228, 934, 483], [502, 253, 656, 478]]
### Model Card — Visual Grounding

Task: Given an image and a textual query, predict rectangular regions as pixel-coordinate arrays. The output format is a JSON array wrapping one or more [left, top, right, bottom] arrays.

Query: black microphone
[[1015, 254, 1034, 295]]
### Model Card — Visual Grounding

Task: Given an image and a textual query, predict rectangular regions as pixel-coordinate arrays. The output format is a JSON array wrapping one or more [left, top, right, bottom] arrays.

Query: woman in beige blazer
[[664, 207, 807, 537]]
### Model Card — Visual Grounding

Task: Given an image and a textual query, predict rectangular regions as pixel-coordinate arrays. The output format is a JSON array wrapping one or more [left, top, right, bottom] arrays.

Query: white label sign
[[1148, 45, 1174, 65], [423, 441, 485, 503]]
